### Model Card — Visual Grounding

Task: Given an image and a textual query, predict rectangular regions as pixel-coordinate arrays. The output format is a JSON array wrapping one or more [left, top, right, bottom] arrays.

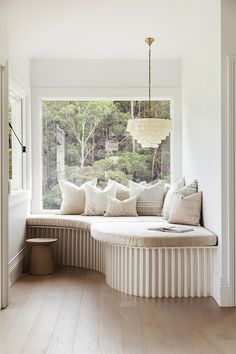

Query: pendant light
[[127, 37, 172, 148]]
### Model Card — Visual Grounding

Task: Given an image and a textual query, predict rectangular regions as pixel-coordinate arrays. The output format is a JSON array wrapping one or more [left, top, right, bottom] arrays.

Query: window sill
[[9, 190, 31, 209]]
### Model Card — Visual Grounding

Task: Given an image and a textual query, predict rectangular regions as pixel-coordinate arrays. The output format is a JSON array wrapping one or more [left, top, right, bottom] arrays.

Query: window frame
[[31, 87, 182, 213], [8, 78, 29, 205]]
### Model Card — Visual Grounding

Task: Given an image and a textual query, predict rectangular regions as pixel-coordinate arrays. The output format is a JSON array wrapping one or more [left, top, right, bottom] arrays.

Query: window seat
[[27, 214, 165, 230], [26, 214, 217, 298]]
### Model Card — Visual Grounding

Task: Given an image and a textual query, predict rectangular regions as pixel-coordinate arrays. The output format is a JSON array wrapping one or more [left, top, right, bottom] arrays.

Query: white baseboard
[[9, 248, 27, 287], [213, 272, 234, 306]]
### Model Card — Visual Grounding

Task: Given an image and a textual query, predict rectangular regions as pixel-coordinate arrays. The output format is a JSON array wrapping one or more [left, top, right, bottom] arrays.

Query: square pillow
[[108, 180, 130, 201], [129, 180, 165, 216], [84, 183, 116, 216], [104, 196, 138, 217], [59, 178, 97, 215], [162, 177, 185, 219], [168, 191, 202, 226]]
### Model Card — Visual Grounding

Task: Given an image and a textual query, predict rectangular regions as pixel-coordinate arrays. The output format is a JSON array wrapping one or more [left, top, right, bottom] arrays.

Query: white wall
[[5, 2, 32, 283], [181, 2, 222, 303], [31, 59, 181, 88], [221, 0, 236, 306], [0, 0, 8, 63]]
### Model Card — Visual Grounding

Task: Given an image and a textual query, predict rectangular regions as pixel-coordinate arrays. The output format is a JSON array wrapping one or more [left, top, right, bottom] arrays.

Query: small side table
[[26, 238, 58, 275]]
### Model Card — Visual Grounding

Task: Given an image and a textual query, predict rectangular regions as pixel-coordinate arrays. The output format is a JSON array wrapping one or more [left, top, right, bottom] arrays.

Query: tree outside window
[[42, 100, 170, 209]]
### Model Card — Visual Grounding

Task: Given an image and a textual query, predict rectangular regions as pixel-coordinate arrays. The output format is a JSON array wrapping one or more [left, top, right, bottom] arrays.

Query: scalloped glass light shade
[[127, 118, 172, 148]]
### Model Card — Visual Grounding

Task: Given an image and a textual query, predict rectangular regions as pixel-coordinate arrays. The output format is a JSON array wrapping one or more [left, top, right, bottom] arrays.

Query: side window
[[9, 94, 23, 191]]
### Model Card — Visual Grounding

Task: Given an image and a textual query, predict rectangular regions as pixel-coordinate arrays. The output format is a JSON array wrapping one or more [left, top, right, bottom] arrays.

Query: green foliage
[[43, 184, 61, 209], [117, 152, 153, 182]]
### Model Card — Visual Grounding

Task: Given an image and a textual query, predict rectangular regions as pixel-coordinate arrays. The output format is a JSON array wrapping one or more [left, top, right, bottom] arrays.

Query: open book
[[147, 226, 194, 233]]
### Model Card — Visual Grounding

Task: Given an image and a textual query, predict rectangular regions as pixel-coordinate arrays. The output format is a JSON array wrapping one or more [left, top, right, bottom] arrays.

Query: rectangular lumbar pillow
[[104, 196, 138, 217], [168, 191, 202, 226], [84, 183, 116, 216], [129, 180, 165, 216], [108, 180, 130, 201], [59, 179, 97, 215], [162, 177, 185, 219]]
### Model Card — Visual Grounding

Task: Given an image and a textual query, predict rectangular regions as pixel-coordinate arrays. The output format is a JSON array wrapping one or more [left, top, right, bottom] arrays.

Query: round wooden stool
[[26, 238, 58, 275]]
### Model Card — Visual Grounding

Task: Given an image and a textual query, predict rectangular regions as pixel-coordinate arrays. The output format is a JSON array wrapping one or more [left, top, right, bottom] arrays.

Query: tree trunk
[[132, 138, 136, 153], [80, 121, 85, 168], [151, 148, 157, 179], [91, 134, 95, 162]]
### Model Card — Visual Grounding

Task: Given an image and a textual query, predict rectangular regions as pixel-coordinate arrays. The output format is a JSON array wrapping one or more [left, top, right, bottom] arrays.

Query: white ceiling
[[8, 0, 210, 61]]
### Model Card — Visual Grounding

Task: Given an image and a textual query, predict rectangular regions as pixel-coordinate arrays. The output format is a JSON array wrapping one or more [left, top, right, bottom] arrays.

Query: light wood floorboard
[[0, 267, 236, 354]]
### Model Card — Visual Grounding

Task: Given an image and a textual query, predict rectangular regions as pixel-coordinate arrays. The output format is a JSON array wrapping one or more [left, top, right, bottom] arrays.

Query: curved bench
[[26, 215, 217, 298]]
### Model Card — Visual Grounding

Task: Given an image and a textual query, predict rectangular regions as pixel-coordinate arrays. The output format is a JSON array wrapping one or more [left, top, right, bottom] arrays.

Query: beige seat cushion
[[90, 222, 217, 247], [27, 215, 217, 248], [27, 214, 164, 230]]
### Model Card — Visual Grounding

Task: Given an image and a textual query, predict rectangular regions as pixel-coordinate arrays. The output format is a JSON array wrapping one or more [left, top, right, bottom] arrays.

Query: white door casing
[[0, 62, 9, 308], [228, 56, 236, 306]]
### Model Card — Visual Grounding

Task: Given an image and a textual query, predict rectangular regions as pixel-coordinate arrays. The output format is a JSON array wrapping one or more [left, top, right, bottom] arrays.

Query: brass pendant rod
[[148, 43, 151, 112], [145, 37, 154, 114]]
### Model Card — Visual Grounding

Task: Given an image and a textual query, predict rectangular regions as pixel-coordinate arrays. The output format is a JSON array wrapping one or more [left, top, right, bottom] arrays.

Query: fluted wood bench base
[[26, 215, 217, 298]]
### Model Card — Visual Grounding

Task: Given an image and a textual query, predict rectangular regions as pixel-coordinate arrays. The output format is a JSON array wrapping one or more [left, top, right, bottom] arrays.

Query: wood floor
[[0, 268, 236, 354]]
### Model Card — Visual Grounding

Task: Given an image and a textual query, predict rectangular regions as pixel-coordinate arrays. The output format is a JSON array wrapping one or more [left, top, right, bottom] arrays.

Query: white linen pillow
[[168, 191, 202, 226], [84, 183, 116, 216], [162, 177, 185, 219], [108, 180, 130, 201], [164, 183, 171, 198], [129, 180, 165, 216], [104, 196, 138, 217], [59, 179, 97, 215]]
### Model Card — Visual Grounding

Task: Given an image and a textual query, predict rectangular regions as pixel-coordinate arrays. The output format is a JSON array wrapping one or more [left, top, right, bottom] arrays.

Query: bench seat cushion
[[90, 222, 217, 247], [27, 215, 217, 248], [27, 214, 164, 230]]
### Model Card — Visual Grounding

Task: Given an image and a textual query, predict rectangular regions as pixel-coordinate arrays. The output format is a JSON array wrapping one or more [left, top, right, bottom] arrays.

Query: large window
[[9, 93, 23, 191], [42, 100, 171, 209]]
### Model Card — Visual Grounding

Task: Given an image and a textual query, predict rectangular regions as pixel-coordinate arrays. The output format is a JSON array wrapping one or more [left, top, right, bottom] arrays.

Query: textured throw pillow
[[84, 183, 116, 216], [129, 180, 165, 216], [59, 179, 97, 215], [179, 181, 198, 197], [104, 196, 138, 217], [168, 191, 202, 226], [108, 180, 130, 201], [162, 177, 185, 219]]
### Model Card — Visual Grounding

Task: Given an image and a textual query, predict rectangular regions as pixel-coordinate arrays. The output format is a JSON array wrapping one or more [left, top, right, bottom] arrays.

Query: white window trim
[[9, 78, 30, 205], [31, 87, 182, 213]]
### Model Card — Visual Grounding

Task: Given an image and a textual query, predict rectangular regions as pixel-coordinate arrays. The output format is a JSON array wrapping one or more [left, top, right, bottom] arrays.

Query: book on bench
[[147, 226, 194, 233]]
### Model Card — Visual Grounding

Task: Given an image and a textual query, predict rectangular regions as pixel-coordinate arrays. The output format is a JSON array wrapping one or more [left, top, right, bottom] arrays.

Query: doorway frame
[[228, 55, 236, 306], [0, 58, 9, 309]]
